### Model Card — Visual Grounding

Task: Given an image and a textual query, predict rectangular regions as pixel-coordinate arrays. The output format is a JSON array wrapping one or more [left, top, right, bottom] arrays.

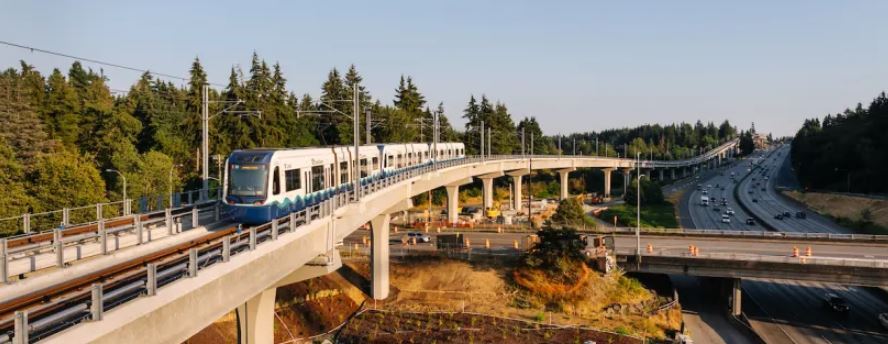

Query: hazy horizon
[[3, 1, 887, 137]]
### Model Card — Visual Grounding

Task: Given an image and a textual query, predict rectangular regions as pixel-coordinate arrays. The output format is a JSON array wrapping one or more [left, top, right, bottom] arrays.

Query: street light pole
[[521, 127, 525, 156], [480, 120, 485, 159], [487, 127, 492, 157], [636, 152, 641, 257], [202, 85, 209, 194], [353, 84, 361, 202], [200, 84, 259, 200], [366, 109, 372, 145]]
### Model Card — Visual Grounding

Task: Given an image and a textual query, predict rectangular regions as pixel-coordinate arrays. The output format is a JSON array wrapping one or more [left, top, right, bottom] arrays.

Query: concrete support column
[[658, 169, 665, 181], [512, 175, 523, 212], [445, 185, 459, 224], [671, 168, 676, 180], [643, 169, 650, 181], [732, 278, 742, 316], [622, 169, 631, 196], [557, 168, 575, 200], [236, 288, 276, 344], [480, 177, 494, 211], [371, 214, 390, 300], [602, 168, 614, 198]]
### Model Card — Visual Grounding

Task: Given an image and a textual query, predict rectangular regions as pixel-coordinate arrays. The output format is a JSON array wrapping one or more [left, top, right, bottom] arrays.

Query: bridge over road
[[2, 141, 746, 344]]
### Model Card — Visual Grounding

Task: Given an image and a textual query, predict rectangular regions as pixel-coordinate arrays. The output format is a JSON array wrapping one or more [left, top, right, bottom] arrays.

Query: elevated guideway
[[1, 141, 742, 344]]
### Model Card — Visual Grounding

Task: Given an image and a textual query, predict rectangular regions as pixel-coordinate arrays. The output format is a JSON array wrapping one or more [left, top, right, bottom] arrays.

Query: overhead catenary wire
[[0, 39, 228, 88]]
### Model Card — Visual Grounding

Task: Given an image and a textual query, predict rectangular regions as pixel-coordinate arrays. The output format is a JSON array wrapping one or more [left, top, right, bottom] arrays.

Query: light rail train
[[223, 142, 465, 223]]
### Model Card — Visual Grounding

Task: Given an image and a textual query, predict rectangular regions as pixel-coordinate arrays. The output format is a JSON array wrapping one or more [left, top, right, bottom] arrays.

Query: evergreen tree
[[44, 69, 81, 148], [27, 148, 106, 212], [319, 68, 349, 144], [0, 138, 32, 222], [0, 68, 54, 163]]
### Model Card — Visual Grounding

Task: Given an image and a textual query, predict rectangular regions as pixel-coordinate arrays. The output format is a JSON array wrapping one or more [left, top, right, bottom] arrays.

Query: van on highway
[[700, 196, 709, 206]]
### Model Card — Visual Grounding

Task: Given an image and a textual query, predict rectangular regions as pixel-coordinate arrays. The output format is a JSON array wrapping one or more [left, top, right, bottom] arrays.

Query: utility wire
[[0, 39, 228, 88]]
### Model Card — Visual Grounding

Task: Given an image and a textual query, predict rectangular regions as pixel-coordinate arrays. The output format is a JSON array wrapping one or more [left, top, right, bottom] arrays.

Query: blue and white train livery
[[223, 142, 465, 224]]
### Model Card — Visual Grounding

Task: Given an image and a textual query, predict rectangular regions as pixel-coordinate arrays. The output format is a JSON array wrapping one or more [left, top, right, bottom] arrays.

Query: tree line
[[791, 92, 888, 193], [0, 54, 741, 224]]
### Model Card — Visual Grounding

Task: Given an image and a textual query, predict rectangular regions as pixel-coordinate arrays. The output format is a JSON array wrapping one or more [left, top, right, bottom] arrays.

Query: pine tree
[[319, 68, 349, 144], [0, 68, 54, 163], [44, 69, 81, 147]]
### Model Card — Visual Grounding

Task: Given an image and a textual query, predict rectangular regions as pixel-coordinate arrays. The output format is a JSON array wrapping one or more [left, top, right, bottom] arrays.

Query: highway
[[681, 146, 888, 343]]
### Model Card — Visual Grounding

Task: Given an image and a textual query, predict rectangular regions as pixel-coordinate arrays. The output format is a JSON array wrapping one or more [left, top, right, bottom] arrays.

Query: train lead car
[[223, 142, 465, 224]]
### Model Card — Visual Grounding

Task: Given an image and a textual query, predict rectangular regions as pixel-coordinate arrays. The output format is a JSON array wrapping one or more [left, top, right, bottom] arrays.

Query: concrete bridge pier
[[236, 289, 275, 344], [557, 168, 576, 200], [370, 213, 391, 300], [477, 172, 504, 212], [481, 178, 494, 210], [658, 169, 665, 181], [731, 278, 742, 316], [621, 168, 632, 196], [602, 168, 614, 198], [445, 186, 459, 223], [236, 251, 342, 344], [670, 168, 676, 180], [506, 169, 529, 212]]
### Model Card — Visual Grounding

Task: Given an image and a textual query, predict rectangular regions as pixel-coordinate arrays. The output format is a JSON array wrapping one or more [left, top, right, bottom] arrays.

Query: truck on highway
[[700, 195, 709, 206]]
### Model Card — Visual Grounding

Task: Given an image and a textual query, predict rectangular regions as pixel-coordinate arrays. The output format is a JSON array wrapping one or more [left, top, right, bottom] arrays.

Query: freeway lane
[[737, 145, 846, 234], [690, 146, 888, 343]]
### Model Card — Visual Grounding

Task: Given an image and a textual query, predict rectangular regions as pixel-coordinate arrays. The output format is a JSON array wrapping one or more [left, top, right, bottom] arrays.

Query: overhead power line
[[0, 39, 227, 88]]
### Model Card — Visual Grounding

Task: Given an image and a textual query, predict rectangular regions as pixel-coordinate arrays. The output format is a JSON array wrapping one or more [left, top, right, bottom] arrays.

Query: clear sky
[[2, 1, 887, 137]]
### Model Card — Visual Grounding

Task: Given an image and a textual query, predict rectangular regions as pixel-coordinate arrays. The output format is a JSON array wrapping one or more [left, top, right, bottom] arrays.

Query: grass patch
[[599, 202, 679, 228]]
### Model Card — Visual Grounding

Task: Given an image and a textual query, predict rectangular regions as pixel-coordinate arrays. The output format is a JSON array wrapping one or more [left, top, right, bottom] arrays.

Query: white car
[[404, 232, 431, 243], [721, 215, 731, 224], [725, 209, 735, 215]]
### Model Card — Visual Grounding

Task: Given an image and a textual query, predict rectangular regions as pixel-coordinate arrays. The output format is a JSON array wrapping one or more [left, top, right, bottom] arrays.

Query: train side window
[[372, 157, 379, 170], [272, 167, 281, 195], [285, 169, 301, 191], [360, 158, 368, 177], [397, 154, 403, 168], [340, 162, 349, 183], [311, 165, 324, 191]]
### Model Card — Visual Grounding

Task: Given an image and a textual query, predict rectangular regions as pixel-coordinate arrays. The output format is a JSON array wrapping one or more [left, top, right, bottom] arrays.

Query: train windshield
[[228, 164, 268, 197]]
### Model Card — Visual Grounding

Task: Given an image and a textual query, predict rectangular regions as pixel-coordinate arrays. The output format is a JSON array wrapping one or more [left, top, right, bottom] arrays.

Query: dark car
[[459, 206, 479, 216], [783, 211, 791, 217], [796, 211, 807, 219], [761, 188, 766, 191], [752, 198, 758, 203], [712, 207, 721, 212], [745, 218, 755, 225], [774, 214, 783, 220], [823, 293, 850, 314]]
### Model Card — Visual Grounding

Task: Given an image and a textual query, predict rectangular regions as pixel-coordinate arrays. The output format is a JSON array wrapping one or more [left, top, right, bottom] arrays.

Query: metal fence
[[0, 188, 221, 237]]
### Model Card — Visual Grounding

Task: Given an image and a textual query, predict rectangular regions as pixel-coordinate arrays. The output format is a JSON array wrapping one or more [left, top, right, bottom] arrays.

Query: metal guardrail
[[0, 202, 222, 284], [614, 247, 888, 269], [599, 227, 888, 242], [0, 143, 740, 343], [0, 188, 222, 237]]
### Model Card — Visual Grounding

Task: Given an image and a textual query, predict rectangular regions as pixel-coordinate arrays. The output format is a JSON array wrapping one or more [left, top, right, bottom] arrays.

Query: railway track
[[0, 223, 241, 343]]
